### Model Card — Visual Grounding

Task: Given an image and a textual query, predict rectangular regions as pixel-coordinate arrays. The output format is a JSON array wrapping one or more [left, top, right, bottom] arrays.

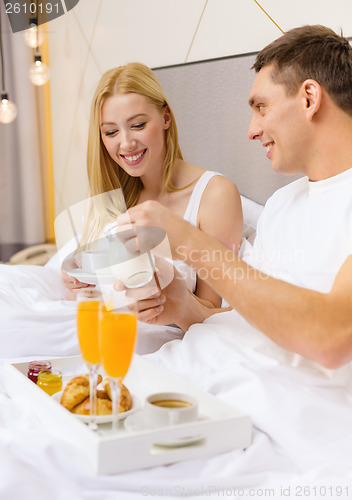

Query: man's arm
[[117, 201, 352, 368], [179, 221, 352, 368], [114, 258, 231, 330]]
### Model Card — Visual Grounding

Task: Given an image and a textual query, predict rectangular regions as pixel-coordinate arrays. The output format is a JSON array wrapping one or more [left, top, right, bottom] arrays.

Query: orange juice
[[99, 311, 137, 378], [77, 300, 101, 364]]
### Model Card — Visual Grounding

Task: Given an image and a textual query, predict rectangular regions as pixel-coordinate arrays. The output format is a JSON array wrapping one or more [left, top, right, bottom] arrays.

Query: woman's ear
[[163, 105, 171, 130], [301, 79, 322, 119]]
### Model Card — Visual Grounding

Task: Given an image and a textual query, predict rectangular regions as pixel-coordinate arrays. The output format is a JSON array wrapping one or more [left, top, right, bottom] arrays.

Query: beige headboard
[[153, 53, 301, 206]]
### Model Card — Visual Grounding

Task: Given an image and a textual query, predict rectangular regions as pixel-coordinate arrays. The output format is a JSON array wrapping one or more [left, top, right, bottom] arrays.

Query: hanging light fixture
[[23, 16, 44, 49], [0, 4, 17, 123], [0, 93, 18, 124], [28, 0, 50, 86], [29, 52, 50, 85]]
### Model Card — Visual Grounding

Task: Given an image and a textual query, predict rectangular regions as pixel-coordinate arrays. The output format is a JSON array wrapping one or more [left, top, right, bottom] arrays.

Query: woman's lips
[[121, 149, 146, 166]]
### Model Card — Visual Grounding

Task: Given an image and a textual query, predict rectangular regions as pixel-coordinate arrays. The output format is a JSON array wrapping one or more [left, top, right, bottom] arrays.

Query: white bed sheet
[[0, 262, 183, 359], [1, 198, 351, 499], [1, 308, 352, 499]]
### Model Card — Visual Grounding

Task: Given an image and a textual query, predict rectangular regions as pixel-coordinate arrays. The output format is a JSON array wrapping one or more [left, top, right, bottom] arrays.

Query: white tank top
[[183, 171, 223, 227], [174, 171, 223, 292]]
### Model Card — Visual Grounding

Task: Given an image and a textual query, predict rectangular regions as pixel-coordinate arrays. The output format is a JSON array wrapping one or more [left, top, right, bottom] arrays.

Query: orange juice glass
[[77, 300, 101, 365], [76, 290, 102, 431], [99, 308, 137, 432]]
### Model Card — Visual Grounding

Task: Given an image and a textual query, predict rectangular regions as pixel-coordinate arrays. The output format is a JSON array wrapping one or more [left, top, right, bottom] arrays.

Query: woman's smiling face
[[100, 93, 170, 178]]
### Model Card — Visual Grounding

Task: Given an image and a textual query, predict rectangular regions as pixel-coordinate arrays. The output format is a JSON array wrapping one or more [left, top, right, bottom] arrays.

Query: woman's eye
[[132, 122, 146, 130], [105, 130, 118, 137]]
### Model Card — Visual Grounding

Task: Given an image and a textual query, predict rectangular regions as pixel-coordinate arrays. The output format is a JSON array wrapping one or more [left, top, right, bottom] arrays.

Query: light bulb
[[23, 18, 44, 48], [29, 55, 50, 86], [23, 25, 44, 48], [0, 94, 18, 124]]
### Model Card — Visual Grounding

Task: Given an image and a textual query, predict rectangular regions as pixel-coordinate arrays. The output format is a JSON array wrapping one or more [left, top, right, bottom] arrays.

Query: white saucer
[[124, 411, 206, 447], [68, 268, 114, 285], [52, 391, 140, 424], [68, 268, 153, 288]]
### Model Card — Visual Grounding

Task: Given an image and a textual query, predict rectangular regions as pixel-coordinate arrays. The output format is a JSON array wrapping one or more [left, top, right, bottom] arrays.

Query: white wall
[[48, 0, 352, 216]]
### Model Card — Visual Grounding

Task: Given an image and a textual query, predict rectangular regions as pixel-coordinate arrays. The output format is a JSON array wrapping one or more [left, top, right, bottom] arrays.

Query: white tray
[[3, 354, 252, 475]]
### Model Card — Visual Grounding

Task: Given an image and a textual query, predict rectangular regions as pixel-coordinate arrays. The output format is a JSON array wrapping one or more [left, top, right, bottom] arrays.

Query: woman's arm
[[60, 187, 94, 300], [194, 175, 243, 307], [117, 176, 243, 328]]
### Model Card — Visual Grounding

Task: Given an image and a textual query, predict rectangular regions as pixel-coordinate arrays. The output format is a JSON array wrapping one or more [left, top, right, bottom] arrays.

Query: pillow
[[240, 195, 264, 245]]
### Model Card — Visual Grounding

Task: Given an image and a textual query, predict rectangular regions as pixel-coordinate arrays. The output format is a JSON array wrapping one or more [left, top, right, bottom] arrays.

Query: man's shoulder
[[265, 176, 307, 209]]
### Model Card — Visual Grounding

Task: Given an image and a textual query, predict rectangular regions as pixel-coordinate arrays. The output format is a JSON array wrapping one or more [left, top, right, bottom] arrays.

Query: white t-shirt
[[250, 167, 352, 293], [236, 167, 352, 373]]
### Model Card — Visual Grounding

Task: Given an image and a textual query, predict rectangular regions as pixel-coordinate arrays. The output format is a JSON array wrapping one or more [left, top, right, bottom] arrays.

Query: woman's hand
[[116, 264, 188, 327], [61, 254, 94, 300], [113, 257, 226, 330]]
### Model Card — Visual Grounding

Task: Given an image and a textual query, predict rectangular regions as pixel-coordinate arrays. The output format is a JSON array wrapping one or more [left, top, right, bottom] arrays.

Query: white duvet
[[1, 259, 352, 499], [0, 262, 183, 358]]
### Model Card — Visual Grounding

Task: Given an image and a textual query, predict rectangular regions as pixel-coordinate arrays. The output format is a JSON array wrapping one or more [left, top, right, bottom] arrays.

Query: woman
[[61, 62, 243, 325]]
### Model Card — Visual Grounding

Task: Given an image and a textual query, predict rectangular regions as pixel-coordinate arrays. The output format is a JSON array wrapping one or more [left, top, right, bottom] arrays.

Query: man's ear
[[163, 105, 171, 130], [300, 79, 322, 119]]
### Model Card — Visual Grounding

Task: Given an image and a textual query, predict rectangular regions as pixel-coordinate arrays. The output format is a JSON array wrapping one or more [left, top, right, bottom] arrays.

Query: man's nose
[[248, 115, 262, 141]]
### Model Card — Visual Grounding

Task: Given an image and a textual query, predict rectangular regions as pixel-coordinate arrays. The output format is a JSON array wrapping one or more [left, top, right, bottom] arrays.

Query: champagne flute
[[99, 305, 137, 433], [76, 289, 102, 431]]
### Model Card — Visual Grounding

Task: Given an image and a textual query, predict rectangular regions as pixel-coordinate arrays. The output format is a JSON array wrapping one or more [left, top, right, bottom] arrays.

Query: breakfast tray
[[3, 354, 252, 475]]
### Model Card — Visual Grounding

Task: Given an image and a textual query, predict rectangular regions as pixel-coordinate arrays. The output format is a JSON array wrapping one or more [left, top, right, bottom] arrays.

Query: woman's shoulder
[[197, 173, 243, 249], [201, 173, 240, 198], [173, 160, 206, 187], [198, 174, 242, 223], [174, 160, 239, 200]]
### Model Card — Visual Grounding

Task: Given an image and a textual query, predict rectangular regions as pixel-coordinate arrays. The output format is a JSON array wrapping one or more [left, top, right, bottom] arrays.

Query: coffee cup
[[109, 251, 155, 289], [145, 392, 198, 428], [81, 250, 111, 274]]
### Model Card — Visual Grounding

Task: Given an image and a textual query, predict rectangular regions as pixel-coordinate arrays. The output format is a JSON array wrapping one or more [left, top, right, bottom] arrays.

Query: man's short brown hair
[[253, 25, 352, 115]]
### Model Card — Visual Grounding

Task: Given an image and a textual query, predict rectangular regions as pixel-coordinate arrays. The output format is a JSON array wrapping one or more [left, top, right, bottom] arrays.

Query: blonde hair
[[81, 62, 183, 249]]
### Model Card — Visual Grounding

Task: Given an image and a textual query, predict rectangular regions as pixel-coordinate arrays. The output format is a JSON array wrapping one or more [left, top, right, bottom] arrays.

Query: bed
[[1, 53, 352, 499]]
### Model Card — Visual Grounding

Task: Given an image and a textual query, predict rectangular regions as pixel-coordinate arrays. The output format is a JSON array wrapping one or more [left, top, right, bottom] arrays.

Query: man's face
[[247, 65, 308, 176]]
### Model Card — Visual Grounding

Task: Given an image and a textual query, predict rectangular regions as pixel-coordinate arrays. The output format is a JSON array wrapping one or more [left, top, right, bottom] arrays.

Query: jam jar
[[27, 360, 52, 383], [37, 370, 62, 396]]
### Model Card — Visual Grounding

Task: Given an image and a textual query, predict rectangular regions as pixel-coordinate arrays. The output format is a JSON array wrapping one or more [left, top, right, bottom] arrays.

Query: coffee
[[151, 400, 192, 408], [145, 391, 198, 427]]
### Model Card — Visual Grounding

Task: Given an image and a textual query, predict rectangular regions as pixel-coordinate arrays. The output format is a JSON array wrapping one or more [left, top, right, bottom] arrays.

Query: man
[[117, 25, 352, 369]]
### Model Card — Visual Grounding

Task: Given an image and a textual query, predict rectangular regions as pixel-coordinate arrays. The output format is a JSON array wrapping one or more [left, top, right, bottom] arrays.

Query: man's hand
[[116, 201, 193, 259]]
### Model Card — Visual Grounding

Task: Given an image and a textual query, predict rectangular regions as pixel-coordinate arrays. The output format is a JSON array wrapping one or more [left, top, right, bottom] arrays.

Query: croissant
[[102, 380, 133, 413], [60, 374, 132, 415], [60, 374, 102, 411], [72, 395, 112, 415]]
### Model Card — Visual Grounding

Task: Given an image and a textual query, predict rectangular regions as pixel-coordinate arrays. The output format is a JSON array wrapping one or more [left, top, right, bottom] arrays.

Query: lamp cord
[[184, 0, 208, 63], [35, 0, 39, 52], [0, 5, 6, 92], [252, 0, 285, 34]]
